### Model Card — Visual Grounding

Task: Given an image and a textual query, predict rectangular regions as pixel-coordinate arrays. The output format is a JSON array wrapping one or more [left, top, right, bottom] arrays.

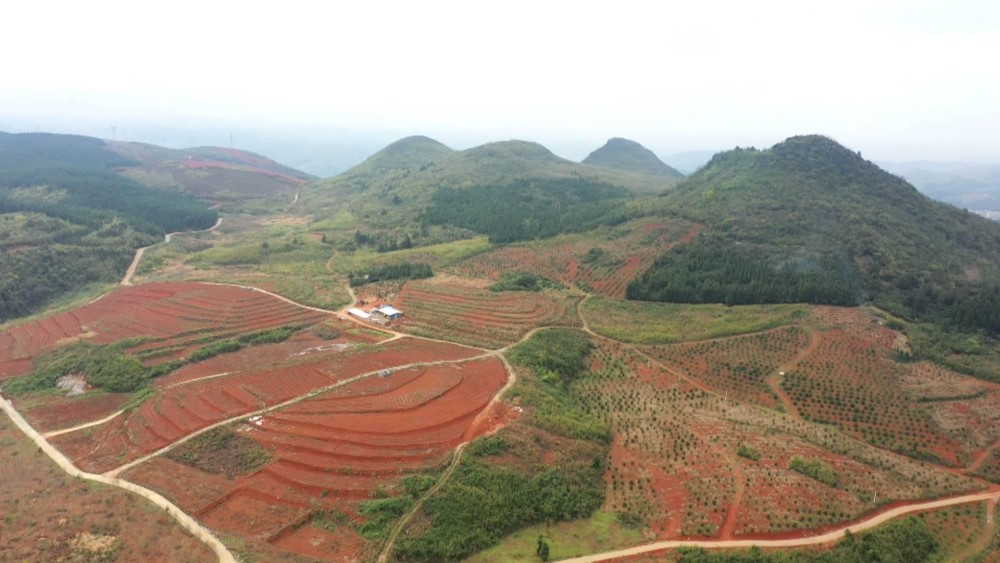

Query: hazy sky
[[3, 0, 999, 161]]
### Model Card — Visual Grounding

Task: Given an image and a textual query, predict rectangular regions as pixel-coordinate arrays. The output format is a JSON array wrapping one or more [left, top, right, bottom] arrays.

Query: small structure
[[348, 307, 371, 320], [373, 305, 404, 320]]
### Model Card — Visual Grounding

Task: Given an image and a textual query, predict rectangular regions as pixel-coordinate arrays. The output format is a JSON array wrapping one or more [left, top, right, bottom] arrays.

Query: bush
[[789, 456, 838, 487]]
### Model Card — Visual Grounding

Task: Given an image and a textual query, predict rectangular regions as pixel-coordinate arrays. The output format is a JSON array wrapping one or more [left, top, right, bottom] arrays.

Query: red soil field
[[643, 326, 813, 410], [19, 391, 130, 432], [782, 310, 966, 465], [126, 356, 510, 562], [453, 218, 700, 298], [394, 278, 578, 348], [0, 413, 215, 562], [576, 338, 980, 542], [0, 282, 330, 380], [52, 337, 483, 474]]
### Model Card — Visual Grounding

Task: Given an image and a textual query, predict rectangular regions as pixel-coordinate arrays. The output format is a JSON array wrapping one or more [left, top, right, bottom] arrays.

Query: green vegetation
[[677, 516, 937, 562], [507, 329, 594, 389], [348, 261, 433, 287], [627, 235, 861, 306], [395, 329, 608, 560], [395, 462, 605, 560], [311, 510, 349, 532], [4, 325, 303, 395], [357, 474, 437, 541], [0, 132, 217, 322], [4, 341, 154, 394], [467, 510, 644, 562], [582, 297, 808, 344], [165, 426, 271, 478], [468, 436, 512, 457], [507, 331, 609, 443], [789, 456, 838, 487], [490, 271, 561, 292], [640, 135, 1000, 338], [424, 178, 635, 243], [737, 444, 761, 461]]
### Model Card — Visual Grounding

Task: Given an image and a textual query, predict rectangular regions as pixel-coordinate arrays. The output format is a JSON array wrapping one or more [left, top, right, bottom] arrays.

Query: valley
[[0, 131, 998, 562]]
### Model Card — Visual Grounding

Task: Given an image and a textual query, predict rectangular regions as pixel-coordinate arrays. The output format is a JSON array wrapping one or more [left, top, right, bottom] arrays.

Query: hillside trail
[[558, 487, 1000, 562], [0, 395, 236, 563], [967, 439, 1000, 473], [765, 325, 820, 423], [121, 217, 223, 286]]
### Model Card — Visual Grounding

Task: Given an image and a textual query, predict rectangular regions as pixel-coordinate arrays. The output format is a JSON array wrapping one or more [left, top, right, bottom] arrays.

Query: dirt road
[[0, 395, 236, 563], [121, 217, 223, 286], [558, 488, 1000, 562]]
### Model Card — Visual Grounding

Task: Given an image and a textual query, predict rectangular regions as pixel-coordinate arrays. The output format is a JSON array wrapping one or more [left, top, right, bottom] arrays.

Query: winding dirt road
[[121, 217, 223, 286], [0, 396, 236, 563]]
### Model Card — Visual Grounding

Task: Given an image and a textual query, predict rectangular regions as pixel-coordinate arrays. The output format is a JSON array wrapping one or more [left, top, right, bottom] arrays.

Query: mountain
[[629, 135, 1000, 335], [0, 132, 218, 322], [583, 137, 683, 179], [303, 136, 681, 246], [107, 141, 314, 203]]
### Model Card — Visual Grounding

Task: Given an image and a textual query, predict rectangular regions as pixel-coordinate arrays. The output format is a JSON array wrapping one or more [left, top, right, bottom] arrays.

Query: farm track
[[765, 325, 819, 423], [559, 488, 1000, 562], [43, 408, 125, 438], [122, 217, 223, 286], [0, 395, 237, 563], [968, 439, 1000, 473]]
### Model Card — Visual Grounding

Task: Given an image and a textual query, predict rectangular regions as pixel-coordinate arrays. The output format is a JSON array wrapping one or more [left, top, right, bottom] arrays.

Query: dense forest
[[637, 135, 1000, 335], [627, 235, 861, 306], [423, 177, 634, 243], [0, 132, 217, 321]]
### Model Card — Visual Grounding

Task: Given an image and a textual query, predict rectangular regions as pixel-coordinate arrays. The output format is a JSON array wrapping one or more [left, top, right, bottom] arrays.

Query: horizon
[[3, 1, 999, 166]]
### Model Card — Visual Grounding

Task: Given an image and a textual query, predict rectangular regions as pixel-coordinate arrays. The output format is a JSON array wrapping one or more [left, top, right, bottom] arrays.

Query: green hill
[[583, 137, 683, 179], [0, 132, 218, 322], [628, 135, 1000, 335], [302, 137, 680, 248]]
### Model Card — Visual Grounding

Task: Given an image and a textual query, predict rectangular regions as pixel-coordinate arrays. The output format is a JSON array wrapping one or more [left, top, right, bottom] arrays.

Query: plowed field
[[0, 282, 329, 379]]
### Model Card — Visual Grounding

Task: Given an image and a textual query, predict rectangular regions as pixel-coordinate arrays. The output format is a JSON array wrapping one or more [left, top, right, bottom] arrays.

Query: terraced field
[[394, 277, 580, 348], [125, 357, 509, 561], [0, 282, 329, 379]]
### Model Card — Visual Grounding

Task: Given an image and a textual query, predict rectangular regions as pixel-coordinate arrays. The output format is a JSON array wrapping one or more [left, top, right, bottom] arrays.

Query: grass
[[466, 510, 643, 562], [582, 297, 809, 344]]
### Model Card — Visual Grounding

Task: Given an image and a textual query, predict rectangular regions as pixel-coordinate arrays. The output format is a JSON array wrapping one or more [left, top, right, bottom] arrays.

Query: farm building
[[347, 307, 371, 320], [372, 305, 404, 319]]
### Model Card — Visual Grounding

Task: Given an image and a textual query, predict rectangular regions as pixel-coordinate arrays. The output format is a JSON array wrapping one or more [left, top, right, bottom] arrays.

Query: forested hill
[[583, 137, 683, 179], [629, 135, 1000, 334], [302, 137, 680, 248], [0, 132, 218, 322]]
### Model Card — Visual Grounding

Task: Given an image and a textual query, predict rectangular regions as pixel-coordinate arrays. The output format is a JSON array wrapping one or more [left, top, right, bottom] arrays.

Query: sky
[[3, 0, 1000, 162]]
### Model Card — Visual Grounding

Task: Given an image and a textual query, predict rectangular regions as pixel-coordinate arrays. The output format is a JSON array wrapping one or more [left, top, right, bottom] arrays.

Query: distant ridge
[[583, 137, 683, 179], [359, 135, 453, 171]]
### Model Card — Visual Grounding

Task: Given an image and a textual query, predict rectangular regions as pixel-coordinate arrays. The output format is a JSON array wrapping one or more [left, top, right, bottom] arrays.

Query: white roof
[[378, 305, 403, 316], [347, 307, 371, 319]]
